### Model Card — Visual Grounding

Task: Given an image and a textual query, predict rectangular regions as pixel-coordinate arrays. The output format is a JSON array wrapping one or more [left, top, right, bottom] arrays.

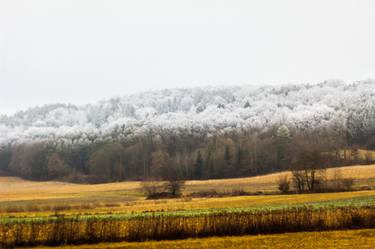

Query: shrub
[[141, 181, 166, 199], [141, 180, 185, 199], [341, 178, 354, 191], [164, 180, 185, 197], [277, 176, 290, 193]]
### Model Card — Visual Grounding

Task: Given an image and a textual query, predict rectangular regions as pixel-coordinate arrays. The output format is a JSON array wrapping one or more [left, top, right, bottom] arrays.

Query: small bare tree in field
[[141, 180, 185, 199], [291, 150, 327, 193], [277, 175, 290, 194], [164, 180, 185, 197], [141, 181, 165, 198]]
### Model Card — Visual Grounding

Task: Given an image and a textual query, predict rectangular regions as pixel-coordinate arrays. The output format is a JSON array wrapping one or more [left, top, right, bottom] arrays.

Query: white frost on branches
[[1, 80, 375, 145]]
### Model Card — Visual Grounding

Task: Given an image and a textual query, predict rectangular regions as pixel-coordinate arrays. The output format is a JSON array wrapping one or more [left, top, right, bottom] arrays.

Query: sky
[[1, 0, 375, 115]]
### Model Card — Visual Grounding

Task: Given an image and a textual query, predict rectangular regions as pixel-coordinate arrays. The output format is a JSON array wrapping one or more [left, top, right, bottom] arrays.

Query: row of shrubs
[[1, 206, 374, 247]]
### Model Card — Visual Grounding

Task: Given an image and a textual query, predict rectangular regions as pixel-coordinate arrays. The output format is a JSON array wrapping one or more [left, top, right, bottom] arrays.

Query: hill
[[0, 80, 374, 146], [1, 80, 375, 183]]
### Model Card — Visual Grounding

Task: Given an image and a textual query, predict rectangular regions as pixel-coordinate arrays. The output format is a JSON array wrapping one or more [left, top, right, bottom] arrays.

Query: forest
[[0, 80, 375, 183]]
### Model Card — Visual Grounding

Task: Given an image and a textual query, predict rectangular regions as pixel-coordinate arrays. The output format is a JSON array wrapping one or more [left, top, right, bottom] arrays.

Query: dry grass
[[1, 189, 375, 219], [0, 164, 374, 248], [187, 164, 375, 192], [1, 164, 375, 201], [2, 206, 374, 247], [0, 164, 374, 216], [19, 229, 375, 249], [0, 177, 141, 202]]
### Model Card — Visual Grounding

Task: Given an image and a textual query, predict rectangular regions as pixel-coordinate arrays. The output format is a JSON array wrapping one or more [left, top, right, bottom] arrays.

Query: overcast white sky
[[1, 0, 375, 115]]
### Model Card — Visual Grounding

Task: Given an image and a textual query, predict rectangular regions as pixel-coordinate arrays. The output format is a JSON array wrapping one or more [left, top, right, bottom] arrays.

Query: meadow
[[0, 164, 375, 247], [1, 164, 375, 215]]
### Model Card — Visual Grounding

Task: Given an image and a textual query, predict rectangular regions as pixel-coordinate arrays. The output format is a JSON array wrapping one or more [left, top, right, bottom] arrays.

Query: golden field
[[1, 164, 375, 201], [1, 164, 375, 248], [1, 189, 375, 219], [0, 164, 375, 216], [19, 229, 375, 249]]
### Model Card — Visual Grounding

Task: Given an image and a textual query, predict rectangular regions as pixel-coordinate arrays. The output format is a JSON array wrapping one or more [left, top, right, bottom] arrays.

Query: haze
[[1, 0, 375, 115]]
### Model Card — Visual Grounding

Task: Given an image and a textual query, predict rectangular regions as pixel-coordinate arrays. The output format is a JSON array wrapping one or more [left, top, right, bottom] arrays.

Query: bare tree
[[141, 181, 165, 198], [164, 180, 185, 197], [291, 150, 327, 193], [277, 175, 290, 193]]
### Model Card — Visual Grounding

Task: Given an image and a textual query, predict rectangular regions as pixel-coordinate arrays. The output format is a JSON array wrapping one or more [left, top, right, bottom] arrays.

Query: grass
[[1, 190, 375, 218], [2, 192, 375, 225], [0, 164, 375, 247], [1, 164, 375, 216], [1, 191, 375, 247], [1, 164, 375, 201], [1, 205, 374, 247], [18, 229, 375, 249]]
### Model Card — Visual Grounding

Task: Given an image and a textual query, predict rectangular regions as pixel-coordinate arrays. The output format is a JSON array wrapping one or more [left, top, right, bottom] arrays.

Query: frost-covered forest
[[0, 80, 375, 182], [1, 80, 375, 146]]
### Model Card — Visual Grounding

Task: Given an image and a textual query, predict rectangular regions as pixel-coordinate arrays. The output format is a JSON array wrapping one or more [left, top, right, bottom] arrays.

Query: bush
[[277, 175, 290, 193], [164, 180, 185, 197], [341, 178, 354, 191], [141, 180, 185, 199], [141, 181, 165, 198]]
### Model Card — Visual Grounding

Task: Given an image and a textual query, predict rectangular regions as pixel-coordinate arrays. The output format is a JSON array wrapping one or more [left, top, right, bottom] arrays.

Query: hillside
[[1, 164, 374, 203], [1, 80, 375, 183], [0, 80, 375, 146]]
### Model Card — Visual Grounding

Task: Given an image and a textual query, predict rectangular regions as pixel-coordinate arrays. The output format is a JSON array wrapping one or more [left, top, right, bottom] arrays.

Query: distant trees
[[193, 151, 204, 179], [88, 143, 125, 182], [0, 146, 11, 173], [2, 81, 375, 151], [151, 148, 171, 178], [47, 153, 69, 178], [347, 96, 375, 143], [1, 122, 375, 183], [8, 143, 47, 180], [2, 81, 375, 183], [275, 125, 291, 171]]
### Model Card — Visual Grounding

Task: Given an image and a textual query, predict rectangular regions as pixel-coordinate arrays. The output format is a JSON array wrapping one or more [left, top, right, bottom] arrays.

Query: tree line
[[0, 125, 374, 183]]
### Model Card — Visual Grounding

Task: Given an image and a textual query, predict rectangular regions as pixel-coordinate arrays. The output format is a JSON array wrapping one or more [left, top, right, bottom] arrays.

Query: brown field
[[1, 164, 375, 202], [0, 164, 375, 216], [1, 189, 375, 219], [187, 164, 375, 192], [2, 206, 374, 247], [1, 164, 375, 248], [20, 229, 375, 249]]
